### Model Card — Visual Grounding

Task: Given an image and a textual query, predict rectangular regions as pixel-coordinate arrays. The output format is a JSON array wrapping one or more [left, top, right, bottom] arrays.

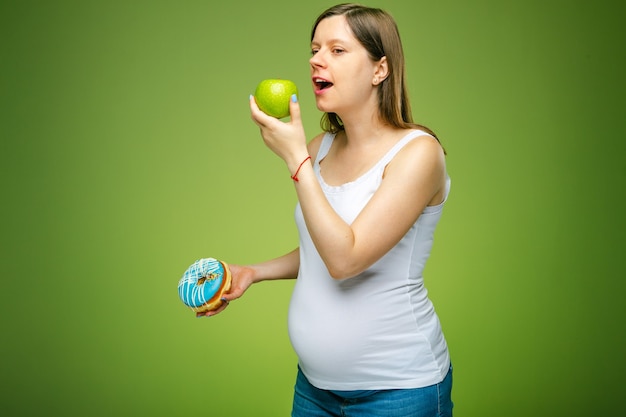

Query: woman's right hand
[[195, 263, 256, 318], [249, 94, 309, 173]]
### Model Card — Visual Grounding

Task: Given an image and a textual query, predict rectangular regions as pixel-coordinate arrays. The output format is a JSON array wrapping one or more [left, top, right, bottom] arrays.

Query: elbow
[[328, 269, 351, 280], [322, 246, 370, 280], [326, 262, 362, 280]]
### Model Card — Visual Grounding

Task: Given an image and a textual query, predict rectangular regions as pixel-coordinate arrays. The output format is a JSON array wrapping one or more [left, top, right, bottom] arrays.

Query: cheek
[[352, 63, 376, 86], [345, 69, 376, 97]]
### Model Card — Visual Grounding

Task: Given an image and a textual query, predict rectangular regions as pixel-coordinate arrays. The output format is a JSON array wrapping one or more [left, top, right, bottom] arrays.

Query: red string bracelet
[[291, 155, 311, 182]]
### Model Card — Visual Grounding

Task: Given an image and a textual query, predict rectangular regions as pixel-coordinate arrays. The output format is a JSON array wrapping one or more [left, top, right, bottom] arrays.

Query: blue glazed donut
[[178, 258, 232, 313]]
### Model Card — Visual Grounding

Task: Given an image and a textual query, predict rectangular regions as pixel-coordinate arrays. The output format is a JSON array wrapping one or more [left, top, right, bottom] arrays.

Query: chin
[[314, 98, 334, 114]]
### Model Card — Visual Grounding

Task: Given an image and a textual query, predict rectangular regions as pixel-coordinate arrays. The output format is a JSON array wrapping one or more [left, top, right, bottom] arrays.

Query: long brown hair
[[311, 3, 439, 141]]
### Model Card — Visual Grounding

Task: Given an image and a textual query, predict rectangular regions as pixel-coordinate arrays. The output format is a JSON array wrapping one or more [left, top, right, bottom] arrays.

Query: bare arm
[[250, 96, 446, 280], [197, 248, 299, 317], [295, 136, 445, 278], [246, 247, 300, 284]]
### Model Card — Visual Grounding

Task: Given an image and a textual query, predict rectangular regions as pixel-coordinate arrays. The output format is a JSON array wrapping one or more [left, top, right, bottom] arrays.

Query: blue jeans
[[291, 366, 453, 417]]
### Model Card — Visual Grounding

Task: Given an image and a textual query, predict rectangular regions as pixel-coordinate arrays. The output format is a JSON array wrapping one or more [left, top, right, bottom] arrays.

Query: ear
[[373, 56, 389, 85]]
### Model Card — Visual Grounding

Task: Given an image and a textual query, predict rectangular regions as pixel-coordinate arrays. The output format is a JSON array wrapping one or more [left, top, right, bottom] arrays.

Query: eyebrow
[[311, 38, 352, 47]]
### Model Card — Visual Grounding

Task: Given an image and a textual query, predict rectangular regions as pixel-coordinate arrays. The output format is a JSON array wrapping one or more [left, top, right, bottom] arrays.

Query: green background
[[2, 0, 624, 416]]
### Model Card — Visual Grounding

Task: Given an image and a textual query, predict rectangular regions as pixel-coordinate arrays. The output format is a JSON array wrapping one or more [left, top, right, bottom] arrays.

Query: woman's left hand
[[249, 94, 309, 171]]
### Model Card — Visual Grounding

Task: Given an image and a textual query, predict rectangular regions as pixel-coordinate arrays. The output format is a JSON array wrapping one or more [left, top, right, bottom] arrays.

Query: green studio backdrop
[[1, 0, 624, 416]]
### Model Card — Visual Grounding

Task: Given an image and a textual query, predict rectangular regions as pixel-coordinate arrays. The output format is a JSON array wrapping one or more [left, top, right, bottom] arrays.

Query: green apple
[[254, 79, 298, 119]]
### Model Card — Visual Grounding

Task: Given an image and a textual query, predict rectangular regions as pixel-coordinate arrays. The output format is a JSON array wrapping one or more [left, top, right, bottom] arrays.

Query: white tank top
[[288, 130, 451, 390]]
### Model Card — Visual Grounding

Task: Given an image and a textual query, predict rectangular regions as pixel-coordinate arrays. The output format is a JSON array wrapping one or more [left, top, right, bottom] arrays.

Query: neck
[[332, 90, 401, 145], [335, 91, 398, 144], [339, 113, 396, 147]]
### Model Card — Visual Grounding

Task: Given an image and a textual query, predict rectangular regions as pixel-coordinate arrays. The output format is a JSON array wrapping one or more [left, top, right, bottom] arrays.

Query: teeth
[[314, 78, 333, 90]]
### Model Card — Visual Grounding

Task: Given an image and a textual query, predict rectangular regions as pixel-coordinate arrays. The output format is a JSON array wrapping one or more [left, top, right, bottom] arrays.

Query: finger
[[196, 303, 227, 318], [249, 94, 259, 112], [249, 94, 263, 124], [288, 94, 302, 125], [194, 295, 231, 318], [221, 285, 245, 302], [208, 299, 229, 316], [220, 293, 233, 302], [249, 95, 273, 127]]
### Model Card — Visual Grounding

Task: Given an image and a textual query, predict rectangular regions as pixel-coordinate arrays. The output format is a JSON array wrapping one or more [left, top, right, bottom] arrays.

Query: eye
[[332, 48, 345, 55], [311, 48, 319, 55]]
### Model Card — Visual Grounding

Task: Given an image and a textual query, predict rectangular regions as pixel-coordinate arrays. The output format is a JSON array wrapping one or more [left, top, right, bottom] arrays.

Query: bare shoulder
[[384, 131, 447, 204], [392, 131, 446, 170]]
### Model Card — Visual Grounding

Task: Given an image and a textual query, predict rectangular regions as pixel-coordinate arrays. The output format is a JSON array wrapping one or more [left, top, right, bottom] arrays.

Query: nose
[[309, 51, 325, 69]]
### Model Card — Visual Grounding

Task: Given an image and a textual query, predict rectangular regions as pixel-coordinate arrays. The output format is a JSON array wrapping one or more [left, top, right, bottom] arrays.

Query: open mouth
[[314, 78, 333, 91]]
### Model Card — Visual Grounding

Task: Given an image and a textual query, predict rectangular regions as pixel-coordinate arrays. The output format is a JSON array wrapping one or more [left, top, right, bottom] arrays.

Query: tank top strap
[[377, 129, 434, 168], [314, 132, 337, 165]]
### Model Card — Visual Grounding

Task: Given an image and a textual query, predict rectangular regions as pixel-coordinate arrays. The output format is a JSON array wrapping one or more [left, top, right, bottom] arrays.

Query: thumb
[[288, 93, 302, 125]]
